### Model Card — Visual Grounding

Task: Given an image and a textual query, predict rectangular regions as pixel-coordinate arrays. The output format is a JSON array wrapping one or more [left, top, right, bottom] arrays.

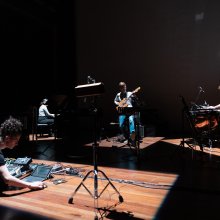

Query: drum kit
[[188, 105, 220, 150], [179, 85, 220, 151], [187, 85, 220, 150], [190, 106, 220, 132], [188, 86, 219, 131]]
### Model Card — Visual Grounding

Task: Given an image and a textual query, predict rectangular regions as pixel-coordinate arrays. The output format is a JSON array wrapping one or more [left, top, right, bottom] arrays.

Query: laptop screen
[[32, 165, 52, 178]]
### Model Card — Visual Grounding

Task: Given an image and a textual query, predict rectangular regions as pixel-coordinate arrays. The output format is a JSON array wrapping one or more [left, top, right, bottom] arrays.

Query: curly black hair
[[0, 116, 23, 139]]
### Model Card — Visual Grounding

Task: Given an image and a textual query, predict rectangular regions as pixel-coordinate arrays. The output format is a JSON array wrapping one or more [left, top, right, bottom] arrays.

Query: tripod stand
[[68, 94, 123, 209], [179, 96, 203, 155]]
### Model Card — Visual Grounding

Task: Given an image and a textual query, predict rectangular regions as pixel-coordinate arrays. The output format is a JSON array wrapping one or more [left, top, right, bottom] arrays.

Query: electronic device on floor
[[5, 157, 33, 178], [6, 163, 24, 178], [22, 165, 53, 182]]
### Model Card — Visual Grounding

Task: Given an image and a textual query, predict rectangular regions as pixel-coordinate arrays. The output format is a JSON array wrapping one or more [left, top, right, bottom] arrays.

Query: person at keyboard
[[0, 117, 47, 191], [205, 104, 220, 110], [38, 98, 55, 136]]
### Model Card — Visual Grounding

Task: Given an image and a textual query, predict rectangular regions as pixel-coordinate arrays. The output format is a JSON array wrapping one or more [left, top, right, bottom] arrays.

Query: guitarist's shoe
[[117, 135, 127, 143]]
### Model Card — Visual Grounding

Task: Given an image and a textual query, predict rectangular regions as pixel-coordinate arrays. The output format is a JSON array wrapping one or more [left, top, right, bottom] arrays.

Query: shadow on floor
[[3, 136, 220, 220]]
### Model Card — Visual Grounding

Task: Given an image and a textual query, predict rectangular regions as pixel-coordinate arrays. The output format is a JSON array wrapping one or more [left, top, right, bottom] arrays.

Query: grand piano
[[49, 83, 105, 142]]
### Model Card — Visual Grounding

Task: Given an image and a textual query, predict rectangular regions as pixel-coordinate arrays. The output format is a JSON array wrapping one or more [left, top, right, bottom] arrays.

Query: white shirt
[[114, 91, 133, 107], [38, 105, 55, 117]]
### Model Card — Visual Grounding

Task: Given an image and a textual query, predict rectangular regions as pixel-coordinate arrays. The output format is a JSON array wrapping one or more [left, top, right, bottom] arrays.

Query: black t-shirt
[[0, 150, 7, 191]]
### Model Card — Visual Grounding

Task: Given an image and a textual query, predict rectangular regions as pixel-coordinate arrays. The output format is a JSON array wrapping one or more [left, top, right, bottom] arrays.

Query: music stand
[[68, 82, 123, 208]]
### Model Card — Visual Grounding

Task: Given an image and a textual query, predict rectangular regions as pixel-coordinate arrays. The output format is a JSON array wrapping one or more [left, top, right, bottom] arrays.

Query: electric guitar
[[116, 87, 141, 111]]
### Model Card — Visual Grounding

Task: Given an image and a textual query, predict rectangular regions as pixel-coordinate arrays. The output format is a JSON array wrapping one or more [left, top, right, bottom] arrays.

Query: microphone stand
[[193, 89, 202, 109], [178, 96, 203, 156], [68, 95, 123, 219]]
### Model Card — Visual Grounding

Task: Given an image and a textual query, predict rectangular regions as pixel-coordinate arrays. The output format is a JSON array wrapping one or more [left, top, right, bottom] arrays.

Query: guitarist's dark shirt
[[120, 92, 127, 100]]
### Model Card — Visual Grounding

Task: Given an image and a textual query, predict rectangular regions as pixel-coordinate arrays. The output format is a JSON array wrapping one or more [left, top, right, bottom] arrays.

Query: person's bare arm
[[0, 165, 46, 190], [214, 104, 220, 109], [205, 104, 220, 110], [43, 106, 55, 118]]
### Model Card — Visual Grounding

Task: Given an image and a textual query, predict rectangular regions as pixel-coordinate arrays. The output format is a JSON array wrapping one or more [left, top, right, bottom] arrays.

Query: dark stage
[[1, 0, 220, 219]]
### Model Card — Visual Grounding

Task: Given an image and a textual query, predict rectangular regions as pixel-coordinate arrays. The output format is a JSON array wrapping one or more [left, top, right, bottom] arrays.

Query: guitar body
[[117, 99, 129, 108], [116, 87, 141, 112]]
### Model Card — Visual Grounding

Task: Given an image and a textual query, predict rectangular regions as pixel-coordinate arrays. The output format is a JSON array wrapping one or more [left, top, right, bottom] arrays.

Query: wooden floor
[[85, 136, 165, 149], [2, 136, 220, 219], [1, 159, 178, 220]]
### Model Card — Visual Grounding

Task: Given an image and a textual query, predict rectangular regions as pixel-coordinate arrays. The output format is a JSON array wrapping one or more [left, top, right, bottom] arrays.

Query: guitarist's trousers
[[119, 114, 135, 138]]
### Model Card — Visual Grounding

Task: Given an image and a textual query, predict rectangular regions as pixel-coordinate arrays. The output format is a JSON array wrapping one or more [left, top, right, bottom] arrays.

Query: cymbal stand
[[200, 113, 215, 152], [68, 105, 123, 214], [178, 96, 203, 159], [179, 108, 196, 159]]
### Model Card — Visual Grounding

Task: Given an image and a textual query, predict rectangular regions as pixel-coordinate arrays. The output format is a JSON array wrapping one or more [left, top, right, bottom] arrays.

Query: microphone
[[84, 76, 91, 102], [87, 75, 95, 83], [87, 75, 91, 84], [198, 86, 205, 93]]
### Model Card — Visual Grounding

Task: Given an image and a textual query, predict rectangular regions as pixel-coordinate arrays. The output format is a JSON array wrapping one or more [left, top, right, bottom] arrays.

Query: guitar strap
[[120, 92, 127, 101]]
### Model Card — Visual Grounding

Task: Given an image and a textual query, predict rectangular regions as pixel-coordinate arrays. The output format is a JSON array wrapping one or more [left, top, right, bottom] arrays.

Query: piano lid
[[75, 82, 105, 97]]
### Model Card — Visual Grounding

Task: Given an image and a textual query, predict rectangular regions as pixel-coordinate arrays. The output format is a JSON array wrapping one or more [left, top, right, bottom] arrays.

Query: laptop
[[22, 165, 53, 182]]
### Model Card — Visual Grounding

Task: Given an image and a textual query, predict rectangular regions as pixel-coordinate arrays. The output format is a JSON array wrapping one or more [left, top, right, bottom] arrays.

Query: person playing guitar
[[114, 82, 140, 143]]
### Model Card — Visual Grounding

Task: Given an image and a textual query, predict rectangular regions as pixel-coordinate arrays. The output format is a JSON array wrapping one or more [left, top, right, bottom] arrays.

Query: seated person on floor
[[0, 116, 46, 191]]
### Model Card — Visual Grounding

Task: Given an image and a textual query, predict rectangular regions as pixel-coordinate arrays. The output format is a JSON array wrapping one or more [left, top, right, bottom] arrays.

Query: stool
[[37, 123, 51, 137]]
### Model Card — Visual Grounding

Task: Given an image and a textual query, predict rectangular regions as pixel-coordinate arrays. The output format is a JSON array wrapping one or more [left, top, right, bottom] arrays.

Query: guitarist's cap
[[119, 82, 126, 87]]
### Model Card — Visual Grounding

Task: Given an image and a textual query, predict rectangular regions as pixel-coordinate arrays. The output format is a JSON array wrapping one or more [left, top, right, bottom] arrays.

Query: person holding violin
[[205, 104, 220, 110], [114, 82, 136, 143]]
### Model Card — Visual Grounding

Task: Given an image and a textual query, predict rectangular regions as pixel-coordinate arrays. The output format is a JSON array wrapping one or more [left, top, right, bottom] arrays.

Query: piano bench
[[36, 124, 51, 137]]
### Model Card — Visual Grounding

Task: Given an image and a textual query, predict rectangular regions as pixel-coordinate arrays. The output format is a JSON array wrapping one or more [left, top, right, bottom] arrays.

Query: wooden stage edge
[[84, 136, 165, 149], [0, 158, 178, 220]]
